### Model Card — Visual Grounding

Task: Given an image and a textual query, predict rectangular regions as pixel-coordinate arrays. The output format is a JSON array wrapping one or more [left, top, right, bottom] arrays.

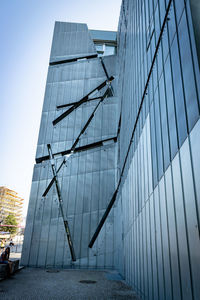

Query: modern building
[[22, 1, 200, 299], [22, 23, 119, 268], [0, 186, 24, 225]]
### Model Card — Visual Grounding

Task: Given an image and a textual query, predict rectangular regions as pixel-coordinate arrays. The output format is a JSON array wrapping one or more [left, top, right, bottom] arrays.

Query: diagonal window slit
[[88, 0, 173, 249], [57, 97, 102, 109], [52, 76, 114, 126], [41, 84, 116, 198], [49, 54, 98, 66], [47, 144, 76, 261], [100, 57, 114, 95], [36, 136, 117, 165], [41, 136, 117, 197]]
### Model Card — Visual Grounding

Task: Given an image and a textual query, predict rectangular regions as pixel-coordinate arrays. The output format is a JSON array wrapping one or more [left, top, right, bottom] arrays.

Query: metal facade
[[22, 1, 200, 299], [114, 0, 200, 299], [22, 22, 118, 268]]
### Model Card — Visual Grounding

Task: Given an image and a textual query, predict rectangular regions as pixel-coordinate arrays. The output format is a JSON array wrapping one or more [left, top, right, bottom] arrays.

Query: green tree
[[1, 214, 18, 235]]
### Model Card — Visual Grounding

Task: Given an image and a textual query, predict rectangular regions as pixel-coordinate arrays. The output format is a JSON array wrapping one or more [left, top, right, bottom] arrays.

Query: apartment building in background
[[0, 186, 24, 225]]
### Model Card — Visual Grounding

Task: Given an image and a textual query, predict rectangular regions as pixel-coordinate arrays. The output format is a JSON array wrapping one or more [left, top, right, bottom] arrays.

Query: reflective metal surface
[[22, 22, 118, 268], [113, 1, 200, 299], [22, 2, 200, 300]]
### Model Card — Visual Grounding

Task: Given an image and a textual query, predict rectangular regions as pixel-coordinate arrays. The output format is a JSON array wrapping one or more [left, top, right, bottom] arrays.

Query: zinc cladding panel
[[172, 153, 193, 300], [54, 218, 67, 267], [28, 179, 48, 266], [114, 1, 200, 299], [180, 138, 200, 300], [50, 22, 96, 62], [158, 177, 173, 300], [190, 119, 200, 224], [45, 196, 59, 267], [117, 0, 200, 187], [149, 193, 159, 300], [188, 0, 200, 73], [21, 181, 40, 265], [23, 22, 118, 268], [145, 200, 153, 300], [142, 204, 148, 300], [154, 186, 165, 300], [186, 0, 200, 104], [36, 56, 117, 158], [162, 168, 182, 300], [30, 148, 117, 265]]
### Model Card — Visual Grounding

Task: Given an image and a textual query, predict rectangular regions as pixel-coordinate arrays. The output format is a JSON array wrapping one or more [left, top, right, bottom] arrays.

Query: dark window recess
[[94, 44, 116, 57], [117, 115, 121, 138], [89, 188, 119, 248], [49, 54, 98, 66], [57, 97, 102, 109], [88, 0, 173, 249], [36, 137, 117, 164], [52, 76, 114, 125]]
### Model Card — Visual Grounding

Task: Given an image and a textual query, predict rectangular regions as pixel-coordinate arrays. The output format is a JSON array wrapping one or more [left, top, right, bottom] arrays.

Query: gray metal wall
[[114, 0, 200, 300], [189, 0, 200, 67], [22, 2, 200, 299], [22, 22, 118, 269]]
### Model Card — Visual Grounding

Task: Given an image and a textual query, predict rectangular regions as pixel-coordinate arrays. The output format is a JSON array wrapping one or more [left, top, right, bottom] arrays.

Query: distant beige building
[[0, 187, 23, 225]]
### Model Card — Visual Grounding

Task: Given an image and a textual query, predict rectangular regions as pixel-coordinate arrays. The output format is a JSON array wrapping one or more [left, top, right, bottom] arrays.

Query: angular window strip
[[49, 53, 98, 66], [36, 136, 117, 164], [41, 79, 115, 199], [41, 136, 117, 197], [100, 57, 114, 95], [88, 0, 173, 249], [100, 57, 110, 79], [42, 158, 66, 197], [47, 144, 76, 261], [57, 97, 102, 109], [52, 76, 114, 125], [41, 137, 117, 197]]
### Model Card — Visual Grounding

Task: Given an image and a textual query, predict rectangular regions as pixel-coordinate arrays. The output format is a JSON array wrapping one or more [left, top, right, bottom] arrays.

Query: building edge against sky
[[22, 22, 119, 268], [22, 1, 200, 300]]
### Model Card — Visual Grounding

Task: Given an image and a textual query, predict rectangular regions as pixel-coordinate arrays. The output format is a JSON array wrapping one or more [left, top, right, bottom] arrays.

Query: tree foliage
[[1, 214, 18, 235]]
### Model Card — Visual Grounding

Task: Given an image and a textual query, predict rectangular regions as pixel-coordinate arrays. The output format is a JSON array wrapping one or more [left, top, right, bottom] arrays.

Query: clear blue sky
[[0, 0, 122, 217]]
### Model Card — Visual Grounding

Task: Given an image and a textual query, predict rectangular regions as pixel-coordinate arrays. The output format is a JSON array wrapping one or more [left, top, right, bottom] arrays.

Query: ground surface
[[10, 252, 21, 260], [0, 268, 140, 300]]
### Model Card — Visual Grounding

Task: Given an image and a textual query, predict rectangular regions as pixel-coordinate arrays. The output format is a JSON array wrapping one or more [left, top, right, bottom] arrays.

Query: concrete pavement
[[0, 268, 140, 300]]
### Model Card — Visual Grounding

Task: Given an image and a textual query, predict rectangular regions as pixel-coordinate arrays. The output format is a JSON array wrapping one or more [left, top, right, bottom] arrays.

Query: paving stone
[[0, 268, 140, 300]]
